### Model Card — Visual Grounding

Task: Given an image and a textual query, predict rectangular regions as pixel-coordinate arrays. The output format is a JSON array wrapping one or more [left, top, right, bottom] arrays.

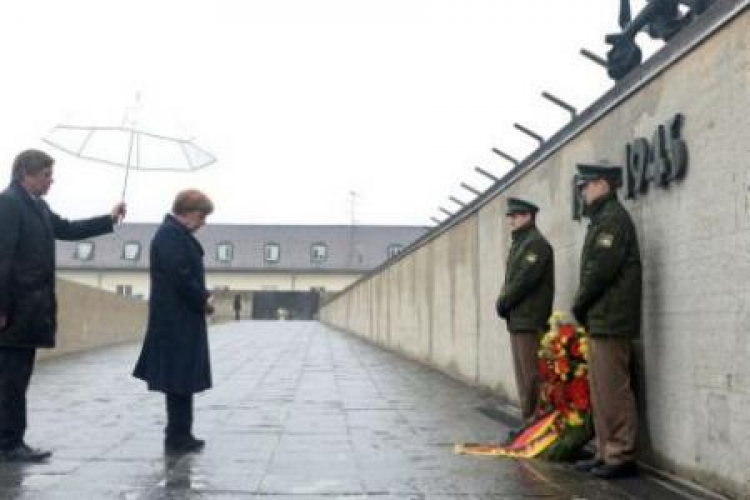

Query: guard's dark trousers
[[589, 338, 637, 465], [0, 347, 36, 450], [165, 393, 194, 442], [510, 331, 542, 423]]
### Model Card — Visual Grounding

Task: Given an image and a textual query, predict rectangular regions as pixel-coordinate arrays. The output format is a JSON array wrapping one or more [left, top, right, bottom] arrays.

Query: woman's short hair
[[12, 149, 54, 181], [172, 189, 214, 216]]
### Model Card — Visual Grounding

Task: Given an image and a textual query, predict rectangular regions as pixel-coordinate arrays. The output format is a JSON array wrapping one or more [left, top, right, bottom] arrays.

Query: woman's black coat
[[133, 214, 212, 395], [0, 181, 113, 348]]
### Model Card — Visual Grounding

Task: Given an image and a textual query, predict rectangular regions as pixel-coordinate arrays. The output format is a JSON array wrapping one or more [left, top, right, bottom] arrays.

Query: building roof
[[56, 222, 427, 273]]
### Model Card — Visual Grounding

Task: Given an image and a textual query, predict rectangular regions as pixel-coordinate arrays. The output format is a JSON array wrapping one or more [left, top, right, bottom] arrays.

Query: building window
[[217, 242, 233, 263], [116, 284, 133, 297], [311, 242, 327, 263], [75, 241, 95, 261], [387, 244, 403, 258], [264, 242, 280, 263], [122, 241, 141, 261]]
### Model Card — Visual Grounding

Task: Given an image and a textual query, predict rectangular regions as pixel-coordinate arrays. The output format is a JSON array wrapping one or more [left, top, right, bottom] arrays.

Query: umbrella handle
[[121, 162, 131, 203], [120, 130, 136, 203]]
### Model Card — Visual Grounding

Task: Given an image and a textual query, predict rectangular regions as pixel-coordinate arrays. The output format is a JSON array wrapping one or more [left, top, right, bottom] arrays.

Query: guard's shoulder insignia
[[525, 252, 538, 263], [596, 233, 614, 248]]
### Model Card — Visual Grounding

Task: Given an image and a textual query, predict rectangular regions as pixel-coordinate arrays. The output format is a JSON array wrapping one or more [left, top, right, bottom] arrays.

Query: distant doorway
[[251, 291, 321, 320]]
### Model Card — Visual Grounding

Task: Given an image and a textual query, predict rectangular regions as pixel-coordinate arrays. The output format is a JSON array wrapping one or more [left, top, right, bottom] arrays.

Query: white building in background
[[56, 223, 426, 299]]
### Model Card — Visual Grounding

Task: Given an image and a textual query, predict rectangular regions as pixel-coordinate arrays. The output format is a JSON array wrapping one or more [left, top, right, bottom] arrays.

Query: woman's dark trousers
[[165, 393, 193, 444]]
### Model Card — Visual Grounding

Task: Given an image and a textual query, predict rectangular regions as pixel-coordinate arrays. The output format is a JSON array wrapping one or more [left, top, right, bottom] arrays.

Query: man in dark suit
[[0, 149, 126, 462]]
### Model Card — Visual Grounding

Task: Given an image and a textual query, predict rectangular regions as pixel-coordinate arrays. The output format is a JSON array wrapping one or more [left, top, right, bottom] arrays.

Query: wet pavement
[[0, 321, 717, 499]]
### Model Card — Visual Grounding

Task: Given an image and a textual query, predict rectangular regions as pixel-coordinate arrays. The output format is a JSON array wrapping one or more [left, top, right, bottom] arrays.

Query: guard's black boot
[[574, 458, 604, 472], [591, 461, 638, 479]]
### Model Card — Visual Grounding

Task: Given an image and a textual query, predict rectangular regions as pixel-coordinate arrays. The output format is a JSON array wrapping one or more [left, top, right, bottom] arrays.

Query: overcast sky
[[0, 0, 660, 225]]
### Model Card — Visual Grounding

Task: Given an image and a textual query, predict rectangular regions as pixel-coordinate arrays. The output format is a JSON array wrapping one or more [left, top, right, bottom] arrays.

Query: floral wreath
[[456, 311, 593, 459]]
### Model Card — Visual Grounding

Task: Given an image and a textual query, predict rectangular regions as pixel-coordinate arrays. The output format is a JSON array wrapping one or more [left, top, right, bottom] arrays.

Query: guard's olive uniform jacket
[[496, 225, 554, 333], [572, 192, 642, 338]]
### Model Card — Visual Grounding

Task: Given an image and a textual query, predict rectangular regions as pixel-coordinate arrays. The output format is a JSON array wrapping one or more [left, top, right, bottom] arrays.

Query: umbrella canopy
[[43, 124, 216, 172], [42, 124, 216, 198]]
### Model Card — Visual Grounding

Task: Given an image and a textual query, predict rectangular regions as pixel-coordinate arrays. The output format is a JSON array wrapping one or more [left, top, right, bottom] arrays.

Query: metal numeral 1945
[[625, 114, 688, 199]]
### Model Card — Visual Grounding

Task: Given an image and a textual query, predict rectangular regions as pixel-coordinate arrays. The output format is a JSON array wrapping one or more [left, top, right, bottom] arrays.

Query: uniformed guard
[[572, 164, 642, 479], [495, 197, 554, 430]]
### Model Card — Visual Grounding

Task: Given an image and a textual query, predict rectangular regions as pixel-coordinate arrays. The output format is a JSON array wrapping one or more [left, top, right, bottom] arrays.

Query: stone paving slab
[[0, 321, 717, 499]]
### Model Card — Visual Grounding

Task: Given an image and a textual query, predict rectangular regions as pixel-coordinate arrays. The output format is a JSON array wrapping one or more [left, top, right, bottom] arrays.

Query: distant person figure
[[233, 294, 242, 321], [495, 197, 554, 431], [133, 189, 215, 454], [0, 149, 126, 462]]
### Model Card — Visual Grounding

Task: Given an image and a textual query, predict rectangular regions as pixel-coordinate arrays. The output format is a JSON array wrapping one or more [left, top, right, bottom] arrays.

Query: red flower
[[551, 345, 567, 363], [565, 377, 590, 411], [538, 359, 551, 380], [559, 324, 575, 344], [569, 339, 582, 359], [550, 385, 566, 409], [554, 358, 570, 376]]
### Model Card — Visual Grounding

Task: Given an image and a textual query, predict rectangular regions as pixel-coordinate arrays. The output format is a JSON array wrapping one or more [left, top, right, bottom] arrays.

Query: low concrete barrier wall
[[322, 4, 750, 498], [38, 278, 148, 361]]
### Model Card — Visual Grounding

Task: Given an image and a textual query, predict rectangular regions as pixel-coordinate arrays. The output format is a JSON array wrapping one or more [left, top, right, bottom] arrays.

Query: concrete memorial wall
[[321, 4, 750, 497], [38, 279, 148, 361]]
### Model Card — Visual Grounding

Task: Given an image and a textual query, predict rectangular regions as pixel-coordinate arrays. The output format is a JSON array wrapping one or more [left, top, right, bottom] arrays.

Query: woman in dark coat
[[133, 189, 214, 453]]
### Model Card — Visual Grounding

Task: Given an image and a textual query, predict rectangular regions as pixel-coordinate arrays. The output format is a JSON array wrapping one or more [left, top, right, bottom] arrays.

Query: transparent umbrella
[[42, 122, 216, 200]]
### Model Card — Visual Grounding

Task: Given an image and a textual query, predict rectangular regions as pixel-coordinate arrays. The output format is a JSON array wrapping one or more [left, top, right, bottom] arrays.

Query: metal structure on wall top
[[605, 0, 716, 80]]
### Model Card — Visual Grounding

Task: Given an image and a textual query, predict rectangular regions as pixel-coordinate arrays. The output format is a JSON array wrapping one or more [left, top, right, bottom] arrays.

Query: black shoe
[[591, 461, 638, 479], [165, 436, 205, 454], [0, 443, 52, 463], [574, 458, 604, 472]]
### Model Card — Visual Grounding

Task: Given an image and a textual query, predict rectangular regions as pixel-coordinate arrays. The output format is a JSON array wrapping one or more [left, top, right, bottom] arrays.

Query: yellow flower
[[566, 411, 584, 427], [578, 338, 589, 358], [548, 311, 565, 329]]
